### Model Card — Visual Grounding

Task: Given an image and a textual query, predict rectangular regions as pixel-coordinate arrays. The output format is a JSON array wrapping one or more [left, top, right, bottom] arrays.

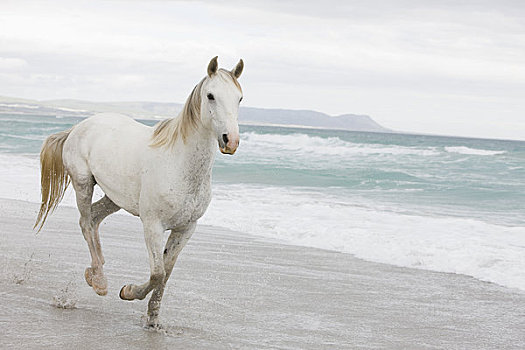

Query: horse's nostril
[[222, 134, 229, 144]]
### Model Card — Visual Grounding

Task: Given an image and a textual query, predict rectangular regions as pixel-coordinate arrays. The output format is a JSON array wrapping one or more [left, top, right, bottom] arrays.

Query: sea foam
[[242, 132, 440, 157], [444, 146, 506, 156], [202, 184, 525, 291], [1, 151, 523, 291]]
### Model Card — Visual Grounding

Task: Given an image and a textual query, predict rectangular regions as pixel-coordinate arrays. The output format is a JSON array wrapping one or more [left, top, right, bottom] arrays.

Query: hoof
[[94, 285, 108, 296], [120, 285, 134, 301], [90, 270, 107, 296], [145, 322, 162, 330], [84, 267, 93, 287], [144, 316, 162, 330]]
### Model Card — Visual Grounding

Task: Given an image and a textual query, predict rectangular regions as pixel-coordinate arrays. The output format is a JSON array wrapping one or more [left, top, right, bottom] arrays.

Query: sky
[[1, 0, 524, 140]]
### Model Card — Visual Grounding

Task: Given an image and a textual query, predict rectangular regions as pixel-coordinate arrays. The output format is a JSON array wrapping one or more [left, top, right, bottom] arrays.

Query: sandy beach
[[1, 198, 524, 349]]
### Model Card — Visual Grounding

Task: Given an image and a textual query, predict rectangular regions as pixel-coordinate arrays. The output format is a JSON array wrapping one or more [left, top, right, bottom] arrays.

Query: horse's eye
[[207, 93, 215, 101], [239, 97, 243, 103]]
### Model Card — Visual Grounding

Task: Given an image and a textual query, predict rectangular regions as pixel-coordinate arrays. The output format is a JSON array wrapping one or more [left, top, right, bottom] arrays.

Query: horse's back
[[63, 113, 152, 213], [65, 113, 150, 163]]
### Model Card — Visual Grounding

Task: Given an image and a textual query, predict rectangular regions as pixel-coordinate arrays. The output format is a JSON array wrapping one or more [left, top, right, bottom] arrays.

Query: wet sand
[[0, 198, 524, 349]]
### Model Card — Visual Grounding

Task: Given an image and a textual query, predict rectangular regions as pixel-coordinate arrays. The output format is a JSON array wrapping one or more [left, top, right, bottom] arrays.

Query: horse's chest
[[161, 185, 211, 229]]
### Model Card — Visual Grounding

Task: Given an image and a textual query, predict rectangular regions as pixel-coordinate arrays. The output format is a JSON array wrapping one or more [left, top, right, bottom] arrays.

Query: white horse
[[34, 56, 244, 327]]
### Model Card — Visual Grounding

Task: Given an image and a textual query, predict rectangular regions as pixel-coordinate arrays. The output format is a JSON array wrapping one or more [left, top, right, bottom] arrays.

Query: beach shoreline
[[2, 115, 525, 292], [1, 197, 524, 349]]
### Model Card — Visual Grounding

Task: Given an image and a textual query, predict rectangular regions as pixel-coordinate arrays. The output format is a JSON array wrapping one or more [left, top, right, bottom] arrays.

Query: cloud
[[0, 57, 27, 70], [0, 0, 524, 139]]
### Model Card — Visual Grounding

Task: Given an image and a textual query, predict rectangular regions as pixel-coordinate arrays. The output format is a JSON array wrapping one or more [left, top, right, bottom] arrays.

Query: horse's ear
[[207, 56, 218, 77], [232, 59, 244, 79]]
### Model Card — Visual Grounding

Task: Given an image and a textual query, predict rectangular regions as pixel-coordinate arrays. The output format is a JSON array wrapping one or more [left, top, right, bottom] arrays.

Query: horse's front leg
[[119, 220, 165, 302], [146, 222, 196, 326]]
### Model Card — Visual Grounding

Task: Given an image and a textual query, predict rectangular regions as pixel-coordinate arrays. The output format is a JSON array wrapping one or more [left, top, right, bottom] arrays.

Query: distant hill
[[0, 96, 390, 132], [239, 107, 389, 132]]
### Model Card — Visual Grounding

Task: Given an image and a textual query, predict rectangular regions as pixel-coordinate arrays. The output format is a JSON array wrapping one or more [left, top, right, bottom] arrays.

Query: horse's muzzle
[[219, 133, 239, 155], [220, 147, 237, 155]]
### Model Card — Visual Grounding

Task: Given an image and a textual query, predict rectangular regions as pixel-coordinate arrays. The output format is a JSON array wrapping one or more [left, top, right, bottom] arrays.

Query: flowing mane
[[150, 69, 242, 148], [150, 77, 205, 148]]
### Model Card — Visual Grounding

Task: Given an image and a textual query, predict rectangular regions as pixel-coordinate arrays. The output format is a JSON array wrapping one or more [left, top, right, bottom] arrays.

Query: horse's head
[[202, 56, 243, 155]]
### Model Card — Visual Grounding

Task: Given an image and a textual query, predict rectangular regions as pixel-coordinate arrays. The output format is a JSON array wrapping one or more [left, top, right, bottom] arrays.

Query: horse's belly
[[95, 178, 140, 215], [89, 149, 143, 215]]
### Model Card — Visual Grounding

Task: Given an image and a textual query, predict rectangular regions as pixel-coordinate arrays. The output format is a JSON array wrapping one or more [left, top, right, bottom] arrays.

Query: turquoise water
[[216, 125, 525, 227], [4, 113, 523, 225], [1, 113, 524, 289]]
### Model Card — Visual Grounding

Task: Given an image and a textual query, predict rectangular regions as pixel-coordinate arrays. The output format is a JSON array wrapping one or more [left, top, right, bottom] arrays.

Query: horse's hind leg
[[90, 195, 120, 265], [72, 176, 108, 296]]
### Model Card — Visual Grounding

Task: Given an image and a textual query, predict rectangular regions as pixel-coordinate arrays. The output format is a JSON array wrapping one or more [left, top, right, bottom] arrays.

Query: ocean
[[1, 113, 524, 291]]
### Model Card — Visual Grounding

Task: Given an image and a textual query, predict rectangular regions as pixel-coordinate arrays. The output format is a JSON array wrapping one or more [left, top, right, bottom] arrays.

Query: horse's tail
[[34, 128, 73, 232]]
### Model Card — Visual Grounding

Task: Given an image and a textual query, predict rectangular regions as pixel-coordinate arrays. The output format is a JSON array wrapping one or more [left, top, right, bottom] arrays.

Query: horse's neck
[[172, 125, 216, 181]]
